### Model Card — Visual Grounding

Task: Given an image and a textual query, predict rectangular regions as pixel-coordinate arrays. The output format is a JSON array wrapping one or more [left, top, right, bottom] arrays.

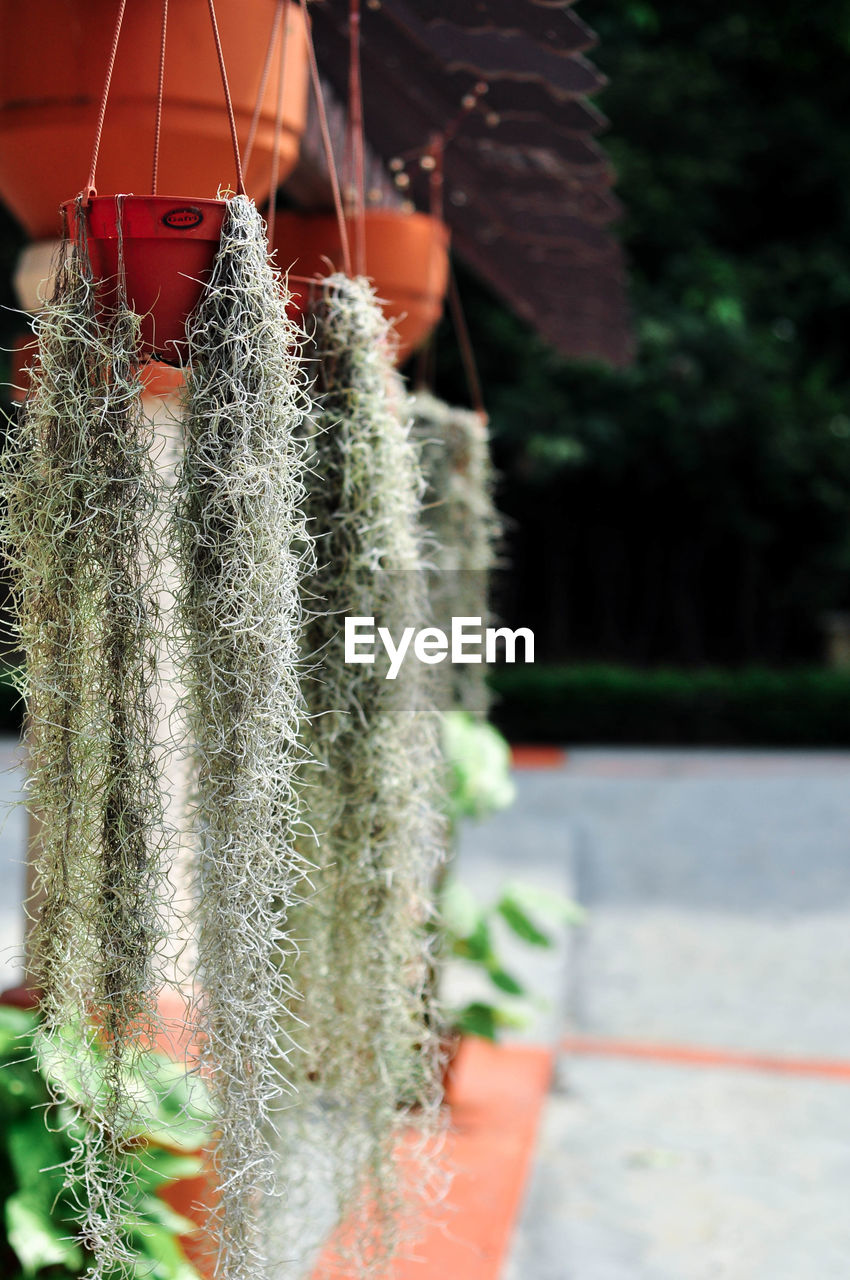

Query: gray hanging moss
[[0, 210, 169, 1278], [175, 194, 315, 1280], [281, 274, 446, 1278], [411, 390, 502, 719]]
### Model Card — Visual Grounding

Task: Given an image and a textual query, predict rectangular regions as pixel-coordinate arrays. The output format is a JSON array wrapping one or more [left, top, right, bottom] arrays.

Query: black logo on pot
[[163, 206, 204, 230]]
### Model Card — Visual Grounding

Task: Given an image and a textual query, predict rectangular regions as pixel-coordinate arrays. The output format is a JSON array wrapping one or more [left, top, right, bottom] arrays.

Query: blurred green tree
[[435, 1, 850, 665]]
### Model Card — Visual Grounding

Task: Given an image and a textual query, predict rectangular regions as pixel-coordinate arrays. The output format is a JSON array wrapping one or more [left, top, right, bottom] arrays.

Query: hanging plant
[[174, 192, 315, 1280], [411, 391, 502, 719], [3, 4, 316, 1278], [279, 273, 446, 1277], [0, 206, 170, 1278]]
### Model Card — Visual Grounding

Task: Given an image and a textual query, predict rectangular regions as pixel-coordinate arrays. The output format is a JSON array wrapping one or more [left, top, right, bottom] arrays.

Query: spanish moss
[[0, 205, 169, 1278], [175, 194, 315, 1280], [411, 391, 501, 719], [283, 274, 446, 1278]]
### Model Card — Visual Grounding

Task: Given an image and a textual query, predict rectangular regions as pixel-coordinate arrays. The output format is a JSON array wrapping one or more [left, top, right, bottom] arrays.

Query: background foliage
[[490, 664, 850, 746], [436, 0, 850, 668], [0, 1005, 212, 1280]]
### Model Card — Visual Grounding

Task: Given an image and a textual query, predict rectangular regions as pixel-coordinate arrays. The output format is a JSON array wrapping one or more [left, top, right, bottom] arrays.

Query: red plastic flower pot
[[64, 194, 227, 363]]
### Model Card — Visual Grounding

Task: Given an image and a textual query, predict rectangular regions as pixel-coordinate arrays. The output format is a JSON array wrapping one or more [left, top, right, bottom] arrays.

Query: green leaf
[[488, 967, 526, 997], [127, 1148, 204, 1194], [0, 1012, 41, 1116], [492, 1006, 533, 1030], [35, 1022, 110, 1114], [145, 1057, 213, 1124], [0, 1006, 36, 1057], [127, 1219, 200, 1280], [137, 1058, 214, 1152], [442, 711, 516, 821], [463, 918, 492, 964], [7, 1117, 66, 1208], [137, 1194, 197, 1237], [496, 897, 552, 948], [38, 1026, 213, 1153], [501, 882, 587, 928], [5, 1189, 84, 1275], [142, 1110, 213, 1156], [53, 1102, 89, 1150], [440, 880, 480, 939], [0, 1058, 44, 1115], [456, 1002, 498, 1041]]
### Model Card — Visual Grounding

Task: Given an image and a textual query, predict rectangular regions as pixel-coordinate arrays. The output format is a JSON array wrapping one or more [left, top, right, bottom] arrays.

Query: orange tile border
[[314, 1039, 553, 1278], [561, 1034, 850, 1082], [509, 745, 568, 770], [390, 1038, 554, 1279]]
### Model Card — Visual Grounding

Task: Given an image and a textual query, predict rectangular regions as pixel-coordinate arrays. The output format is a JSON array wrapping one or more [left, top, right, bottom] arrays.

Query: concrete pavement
[[3, 742, 850, 1278], [451, 751, 850, 1280]]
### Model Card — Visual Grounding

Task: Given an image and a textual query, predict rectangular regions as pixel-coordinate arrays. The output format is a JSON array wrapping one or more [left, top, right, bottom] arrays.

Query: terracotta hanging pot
[[273, 209, 451, 364], [63, 195, 227, 361], [12, 198, 225, 367], [0, 0, 308, 239], [10, 334, 186, 403]]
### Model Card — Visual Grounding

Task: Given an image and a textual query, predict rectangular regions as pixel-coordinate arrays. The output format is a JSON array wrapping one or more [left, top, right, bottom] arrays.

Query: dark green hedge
[[4, 662, 850, 747], [489, 665, 850, 747]]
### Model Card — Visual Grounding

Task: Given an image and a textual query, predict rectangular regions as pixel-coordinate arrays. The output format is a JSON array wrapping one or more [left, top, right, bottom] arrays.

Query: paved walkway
[[4, 744, 850, 1277], [453, 750, 850, 1280]]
